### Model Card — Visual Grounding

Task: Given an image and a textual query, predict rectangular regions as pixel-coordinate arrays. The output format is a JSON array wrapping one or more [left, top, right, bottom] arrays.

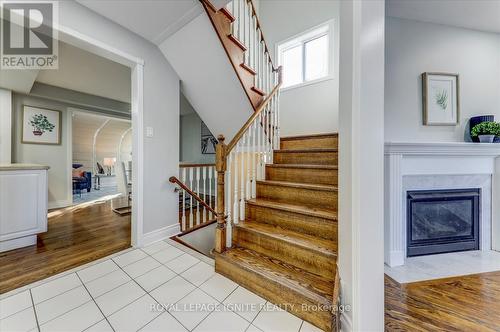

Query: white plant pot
[[478, 135, 496, 143]]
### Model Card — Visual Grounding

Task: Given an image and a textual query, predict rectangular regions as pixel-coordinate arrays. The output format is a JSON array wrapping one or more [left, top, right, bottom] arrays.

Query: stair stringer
[[159, 10, 252, 140]]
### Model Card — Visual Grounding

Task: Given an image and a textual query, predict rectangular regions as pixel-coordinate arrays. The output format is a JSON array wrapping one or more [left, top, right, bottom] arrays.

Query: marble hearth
[[384, 142, 500, 268]]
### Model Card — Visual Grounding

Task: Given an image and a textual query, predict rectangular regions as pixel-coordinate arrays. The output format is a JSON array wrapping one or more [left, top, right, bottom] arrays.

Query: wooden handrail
[[179, 163, 216, 168], [169, 176, 217, 216], [226, 71, 282, 154]]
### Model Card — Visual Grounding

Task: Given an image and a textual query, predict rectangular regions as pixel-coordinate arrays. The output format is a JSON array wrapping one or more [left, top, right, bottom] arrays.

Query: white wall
[[0, 89, 11, 163], [12, 94, 73, 209], [385, 17, 500, 142], [259, 0, 339, 136], [58, 1, 180, 236]]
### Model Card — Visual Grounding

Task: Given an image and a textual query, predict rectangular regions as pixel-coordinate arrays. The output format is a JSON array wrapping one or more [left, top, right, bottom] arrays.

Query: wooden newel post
[[215, 134, 227, 253]]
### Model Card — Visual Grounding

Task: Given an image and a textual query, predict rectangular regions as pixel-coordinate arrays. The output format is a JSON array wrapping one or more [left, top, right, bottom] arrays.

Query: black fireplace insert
[[407, 189, 480, 257]]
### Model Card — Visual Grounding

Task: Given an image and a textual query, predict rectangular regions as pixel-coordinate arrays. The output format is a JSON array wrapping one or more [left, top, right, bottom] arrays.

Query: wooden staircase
[[215, 133, 340, 331]]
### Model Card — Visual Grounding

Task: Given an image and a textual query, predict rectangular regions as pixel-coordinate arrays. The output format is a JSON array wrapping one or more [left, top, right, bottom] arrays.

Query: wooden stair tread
[[266, 164, 338, 170], [247, 198, 337, 220], [227, 34, 247, 51], [274, 148, 338, 153], [240, 62, 257, 75], [219, 7, 235, 22], [281, 133, 338, 141], [251, 86, 265, 96], [218, 247, 335, 305], [236, 221, 337, 257], [257, 180, 338, 192]]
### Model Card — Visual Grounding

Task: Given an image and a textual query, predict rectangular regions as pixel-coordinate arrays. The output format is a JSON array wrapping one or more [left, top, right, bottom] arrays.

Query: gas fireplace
[[406, 189, 480, 257]]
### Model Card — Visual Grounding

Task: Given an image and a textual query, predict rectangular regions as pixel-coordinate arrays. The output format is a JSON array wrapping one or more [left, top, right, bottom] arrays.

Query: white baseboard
[[142, 224, 180, 246], [0, 235, 37, 252], [340, 311, 353, 332], [48, 199, 72, 210]]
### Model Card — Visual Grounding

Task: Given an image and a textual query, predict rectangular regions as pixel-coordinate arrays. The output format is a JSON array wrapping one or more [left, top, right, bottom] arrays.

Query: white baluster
[[245, 131, 251, 201], [212, 166, 218, 218], [229, 1, 234, 36], [251, 120, 257, 197], [226, 154, 232, 225], [181, 168, 186, 231], [189, 167, 194, 229], [260, 111, 265, 180], [196, 167, 200, 226], [202, 166, 207, 223], [239, 138, 245, 221], [208, 166, 212, 220], [233, 149, 239, 224], [235, 0, 243, 41]]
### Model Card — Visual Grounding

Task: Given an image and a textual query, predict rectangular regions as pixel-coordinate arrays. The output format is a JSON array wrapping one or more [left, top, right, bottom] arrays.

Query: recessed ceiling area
[[386, 0, 500, 34]]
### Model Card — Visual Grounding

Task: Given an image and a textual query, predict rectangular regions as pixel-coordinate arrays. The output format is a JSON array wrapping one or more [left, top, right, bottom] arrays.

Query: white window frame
[[276, 20, 334, 92]]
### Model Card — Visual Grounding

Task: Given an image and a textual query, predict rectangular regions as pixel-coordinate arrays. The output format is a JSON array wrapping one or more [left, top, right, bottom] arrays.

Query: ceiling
[[76, 0, 203, 45], [387, 0, 500, 34], [37, 42, 131, 103]]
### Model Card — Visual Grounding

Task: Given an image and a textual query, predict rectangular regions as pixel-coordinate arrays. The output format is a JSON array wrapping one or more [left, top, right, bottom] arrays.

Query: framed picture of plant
[[22, 106, 62, 145], [422, 72, 460, 126]]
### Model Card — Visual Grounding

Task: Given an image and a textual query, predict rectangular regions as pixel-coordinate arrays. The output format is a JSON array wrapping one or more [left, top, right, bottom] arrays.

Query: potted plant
[[29, 114, 55, 136], [471, 121, 500, 143]]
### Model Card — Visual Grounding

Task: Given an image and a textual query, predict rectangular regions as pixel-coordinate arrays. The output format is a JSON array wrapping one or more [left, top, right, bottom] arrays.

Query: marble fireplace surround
[[385, 142, 500, 267]]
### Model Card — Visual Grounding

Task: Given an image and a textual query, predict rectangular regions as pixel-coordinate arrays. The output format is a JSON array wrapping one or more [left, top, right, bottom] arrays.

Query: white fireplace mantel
[[384, 142, 500, 267]]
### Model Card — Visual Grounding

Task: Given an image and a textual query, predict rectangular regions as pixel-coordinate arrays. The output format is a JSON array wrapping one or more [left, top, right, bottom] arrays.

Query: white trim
[[340, 310, 353, 332], [0, 236, 37, 253], [142, 224, 180, 247], [48, 199, 73, 210], [57, 25, 144, 67], [66, 109, 73, 206], [152, 5, 204, 45], [55, 25, 145, 248], [276, 19, 335, 90], [386, 142, 500, 156], [280, 76, 334, 93], [131, 64, 144, 247]]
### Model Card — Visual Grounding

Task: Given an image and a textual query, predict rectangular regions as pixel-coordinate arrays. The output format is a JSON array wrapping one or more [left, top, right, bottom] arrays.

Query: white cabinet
[[0, 165, 48, 252]]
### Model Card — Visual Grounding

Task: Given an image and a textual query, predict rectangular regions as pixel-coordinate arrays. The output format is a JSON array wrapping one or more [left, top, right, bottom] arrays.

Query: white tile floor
[[385, 250, 500, 283], [0, 240, 322, 332]]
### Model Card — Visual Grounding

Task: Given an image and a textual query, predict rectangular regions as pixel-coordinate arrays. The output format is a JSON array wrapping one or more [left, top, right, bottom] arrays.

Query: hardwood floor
[[0, 201, 130, 294], [385, 272, 500, 331]]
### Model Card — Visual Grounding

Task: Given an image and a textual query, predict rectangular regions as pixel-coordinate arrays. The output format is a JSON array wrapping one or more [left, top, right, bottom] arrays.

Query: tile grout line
[[113, 256, 192, 332], [29, 289, 41, 332], [186, 280, 241, 331], [76, 273, 116, 332]]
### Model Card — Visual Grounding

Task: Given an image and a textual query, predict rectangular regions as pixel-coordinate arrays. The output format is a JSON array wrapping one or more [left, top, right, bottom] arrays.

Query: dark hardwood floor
[[385, 272, 500, 331], [0, 200, 130, 294]]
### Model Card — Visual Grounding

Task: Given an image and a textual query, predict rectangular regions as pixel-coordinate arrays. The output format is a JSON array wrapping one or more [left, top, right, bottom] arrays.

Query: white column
[[493, 157, 500, 251], [384, 153, 404, 266], [338, 0, 385, 331], [0, 89, 12, 163]]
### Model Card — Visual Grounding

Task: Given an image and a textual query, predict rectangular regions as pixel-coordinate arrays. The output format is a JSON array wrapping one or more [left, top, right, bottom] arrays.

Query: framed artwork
[[22, 106, 62, 145], [422, 72, 460, 126], [201, 122, 217, 154]]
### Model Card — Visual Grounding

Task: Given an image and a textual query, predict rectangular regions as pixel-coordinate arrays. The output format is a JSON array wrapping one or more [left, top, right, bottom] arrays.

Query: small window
[[277, 21, 333, 90]]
